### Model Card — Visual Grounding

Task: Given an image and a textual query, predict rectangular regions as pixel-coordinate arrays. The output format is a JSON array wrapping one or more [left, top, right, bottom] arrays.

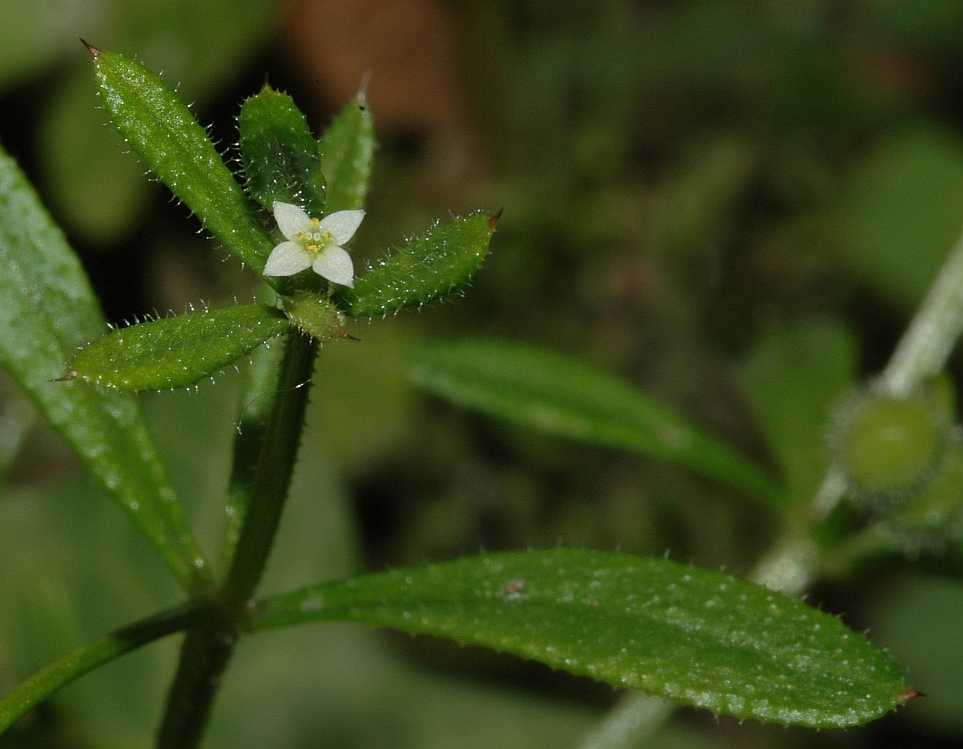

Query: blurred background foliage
[[1, 1, 963, 747]]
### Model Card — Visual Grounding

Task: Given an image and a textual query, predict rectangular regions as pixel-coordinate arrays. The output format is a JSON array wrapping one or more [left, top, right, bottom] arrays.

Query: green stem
[[155, 332, 317, 749], [222, 341, 287, 565], [0, 602, 199, 735], [221, 333, 318, 611], [574, 222, 963, 748], [574, 696, 672, 749], [882, 225, 963, 396]]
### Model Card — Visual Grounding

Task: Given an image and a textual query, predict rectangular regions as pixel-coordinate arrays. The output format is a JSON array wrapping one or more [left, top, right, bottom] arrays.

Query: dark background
[[1, 2, 962, 747]]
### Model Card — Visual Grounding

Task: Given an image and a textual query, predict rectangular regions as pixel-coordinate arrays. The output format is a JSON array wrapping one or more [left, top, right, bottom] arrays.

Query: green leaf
[[410, 339, 781, 504], [740, 321, 857, 504], [346, 212, 496, 317], [38, 0, 276, 244], [843, 127, 963, 308], [67, 304, 289, 392], [281, 292, 348, 340], [0, 602, 198, 736], [239, 86, 326, 216], [88, 45, 273, 272], [41, 72, 151, 243], [250, 549, 911, 728], [0, 144, 211, 592], [0, 3, 83, 88], [0, 374, 33, 478], [319, 95, 376, 212]]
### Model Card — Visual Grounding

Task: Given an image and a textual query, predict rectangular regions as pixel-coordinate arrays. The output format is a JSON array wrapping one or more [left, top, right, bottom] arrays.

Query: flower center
[[295, 218, 333, 257]]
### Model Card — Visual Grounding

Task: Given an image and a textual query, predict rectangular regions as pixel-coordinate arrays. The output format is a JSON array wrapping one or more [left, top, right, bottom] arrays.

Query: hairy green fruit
[[67, 304, 289, 392], [881, 437, 963, 552], [835, 389, 948, 500]]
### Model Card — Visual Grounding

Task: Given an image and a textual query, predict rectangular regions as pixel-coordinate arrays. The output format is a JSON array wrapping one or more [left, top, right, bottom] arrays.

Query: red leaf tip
[[79, 38, 101, 58], [899, 687, 924, 704]]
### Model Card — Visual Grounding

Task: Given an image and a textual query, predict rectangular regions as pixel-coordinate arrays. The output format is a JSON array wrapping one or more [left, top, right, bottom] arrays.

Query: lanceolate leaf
[[410, 340, 781, 505], [250, 549, 911, 728], [0, 145, 210, 592], [239, 86, 326, 216], [68, 304, 290, 392], [88, 45, 273, 272], [346, 212, 496, 317], [319, 95, 375, 212]]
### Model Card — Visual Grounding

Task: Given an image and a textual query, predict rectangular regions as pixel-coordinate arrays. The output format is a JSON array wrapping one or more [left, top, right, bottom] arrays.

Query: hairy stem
[[155, 332, 317, 749]]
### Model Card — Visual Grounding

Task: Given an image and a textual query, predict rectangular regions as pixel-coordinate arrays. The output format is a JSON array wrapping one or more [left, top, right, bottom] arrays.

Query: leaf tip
[[898, 687, 925, 704], [355, 73, 371, 109], [488, 208, 504, 231], [79, 38, 101, 59]]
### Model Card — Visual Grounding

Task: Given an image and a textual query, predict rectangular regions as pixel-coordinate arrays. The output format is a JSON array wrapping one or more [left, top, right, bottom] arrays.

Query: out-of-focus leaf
[[239, 86, 326, 216], [740, 320, 857, 504], [870, 0, 963, 52], [0, 144, 210, 593], [410, 339, 781, 504], [89, 47, 273, 272], [0, 604, 198, 736], [68, 305, 290, 392], [0, 373, 33, 477], [346, 212, 495, 317], [0, 3, 84, 88], [870, 576, 963, 733], [844, 128, 963, 308], [251, 549, 911, 728], [114, 0, 275, 95], [41, 72, 151, 243], [38, 0, 276, 243], [319, 96, 376, 213]]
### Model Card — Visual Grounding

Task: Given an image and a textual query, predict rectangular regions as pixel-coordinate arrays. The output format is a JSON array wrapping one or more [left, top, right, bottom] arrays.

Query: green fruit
[[836, 391, 947, 500], [881, 436, 963, 553]]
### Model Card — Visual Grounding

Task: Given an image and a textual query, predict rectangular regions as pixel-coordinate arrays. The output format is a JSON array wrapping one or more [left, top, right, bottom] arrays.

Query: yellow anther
[[309, 218, 321, 227]]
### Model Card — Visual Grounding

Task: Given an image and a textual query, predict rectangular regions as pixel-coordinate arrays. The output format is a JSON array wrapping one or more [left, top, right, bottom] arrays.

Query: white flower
[[263, 202, 365, 287]]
